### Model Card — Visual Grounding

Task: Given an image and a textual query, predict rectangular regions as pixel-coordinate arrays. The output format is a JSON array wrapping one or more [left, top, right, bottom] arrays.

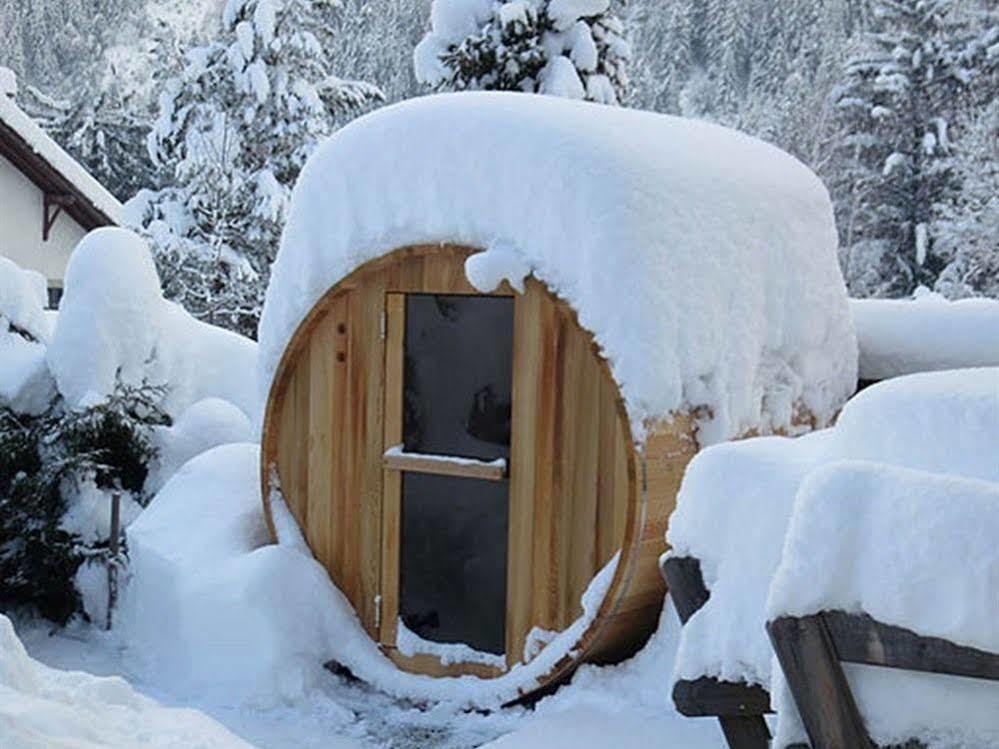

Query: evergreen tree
[[19, 68, 161, 201], [832, 0, 992, 297], [0, 382, 169, 624], [137, 0, 383, 338], [414, 0, 631, 104]]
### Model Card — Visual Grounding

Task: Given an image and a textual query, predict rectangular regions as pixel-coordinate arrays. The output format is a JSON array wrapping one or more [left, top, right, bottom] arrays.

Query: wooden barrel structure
[[261, 244, 700, 699]]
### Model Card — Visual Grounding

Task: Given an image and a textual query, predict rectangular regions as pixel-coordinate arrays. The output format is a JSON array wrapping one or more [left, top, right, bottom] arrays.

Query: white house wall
[[0, 152, 87, 285]]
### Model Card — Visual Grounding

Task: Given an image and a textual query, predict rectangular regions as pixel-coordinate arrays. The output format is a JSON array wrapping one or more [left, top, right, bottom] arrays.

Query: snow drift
[[852, 291, 999, 380], [0, 614, 251, 748], [48, 227, 259, 422], [259, 92, 857, 443]]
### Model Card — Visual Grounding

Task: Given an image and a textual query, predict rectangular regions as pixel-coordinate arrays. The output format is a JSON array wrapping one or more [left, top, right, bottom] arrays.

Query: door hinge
[[374, 594, 382, 631], [379, 308, 387, 341]]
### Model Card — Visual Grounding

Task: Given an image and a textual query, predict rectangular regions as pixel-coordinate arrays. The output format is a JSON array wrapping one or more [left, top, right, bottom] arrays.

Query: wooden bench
[[768, 611, 999, 749], [661, 555, 773, 749]]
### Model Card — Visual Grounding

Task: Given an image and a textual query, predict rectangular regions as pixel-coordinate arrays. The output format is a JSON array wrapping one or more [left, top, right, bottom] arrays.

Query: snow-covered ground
[[11, 603, 721, 749]]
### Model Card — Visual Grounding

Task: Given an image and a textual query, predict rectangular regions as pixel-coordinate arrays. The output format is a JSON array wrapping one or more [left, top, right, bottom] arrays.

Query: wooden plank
[[507, 281, 542, 665], [672, 677, 772, 718], [529, 284, 561, 632], [379, 293, 405, 647], [330, 294, 351, 597], [383, 647, 505, 679], [382, 451, 507, 481], [822, 610, 999, 682], [307, 309, 337, 572], [565, 311, 601, 626], [360, 276, 387, 635], [768, 615, 875, 749], [719, 716, 772, 749], [661, 556, 710, 625]]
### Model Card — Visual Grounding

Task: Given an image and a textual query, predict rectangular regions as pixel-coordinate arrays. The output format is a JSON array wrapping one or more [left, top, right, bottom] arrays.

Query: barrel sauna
[[260, 245, 699, 700]]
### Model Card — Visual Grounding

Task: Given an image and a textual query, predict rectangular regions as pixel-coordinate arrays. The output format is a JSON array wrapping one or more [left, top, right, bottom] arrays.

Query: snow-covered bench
[[662, 368, 999, 748], [766, 463, 999, 748]]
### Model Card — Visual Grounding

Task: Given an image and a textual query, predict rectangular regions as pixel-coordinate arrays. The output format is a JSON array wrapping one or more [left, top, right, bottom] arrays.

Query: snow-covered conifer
[[139, 0, 383, 338], [832, 0, 994, 297], [414, 0, 631, 104]]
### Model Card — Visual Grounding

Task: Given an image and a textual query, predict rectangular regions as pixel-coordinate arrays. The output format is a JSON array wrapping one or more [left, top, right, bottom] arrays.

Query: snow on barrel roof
[[0, 70, 123, 228], [259, 93, 857, 442]]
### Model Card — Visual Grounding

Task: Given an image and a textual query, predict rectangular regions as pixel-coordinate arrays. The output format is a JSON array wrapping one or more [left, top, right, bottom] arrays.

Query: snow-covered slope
[[0, 614, 252, 749], [259, 92, 857, 443]]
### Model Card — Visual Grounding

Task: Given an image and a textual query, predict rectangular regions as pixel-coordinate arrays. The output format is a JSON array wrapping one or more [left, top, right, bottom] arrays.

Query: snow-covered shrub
[[136, 0, 384, 338], [414, 0, 630, 104], [1, 235, 258, 625], [48, 229, 259, 422], [0, 381, 169, 624]]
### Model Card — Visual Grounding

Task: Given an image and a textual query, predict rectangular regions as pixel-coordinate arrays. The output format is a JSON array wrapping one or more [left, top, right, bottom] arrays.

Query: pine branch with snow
[[137, 0, 384, 338], [414, 0, 631, 104]]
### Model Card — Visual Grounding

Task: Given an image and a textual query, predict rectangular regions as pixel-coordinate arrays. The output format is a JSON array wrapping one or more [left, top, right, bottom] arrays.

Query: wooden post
[[106, 490, 121, 631], [768, 615, 875, 749], [662, 556, 771, 749]]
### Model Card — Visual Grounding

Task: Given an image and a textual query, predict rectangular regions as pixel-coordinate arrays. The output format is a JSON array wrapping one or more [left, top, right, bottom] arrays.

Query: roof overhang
[[0, 103, 123, 230]]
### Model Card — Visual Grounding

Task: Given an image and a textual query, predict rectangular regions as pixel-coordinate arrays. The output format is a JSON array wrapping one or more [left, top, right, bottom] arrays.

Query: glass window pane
[[404, 294, 513, 461], [400, 473, 508, 655]]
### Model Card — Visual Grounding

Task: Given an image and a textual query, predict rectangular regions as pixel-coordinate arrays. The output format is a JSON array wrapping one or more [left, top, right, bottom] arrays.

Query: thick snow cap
[[259, 93, 857, 442]]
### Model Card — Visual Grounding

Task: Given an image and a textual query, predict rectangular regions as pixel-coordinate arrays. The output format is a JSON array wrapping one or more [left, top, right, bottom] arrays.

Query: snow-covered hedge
[[49, 228, 259, 420]]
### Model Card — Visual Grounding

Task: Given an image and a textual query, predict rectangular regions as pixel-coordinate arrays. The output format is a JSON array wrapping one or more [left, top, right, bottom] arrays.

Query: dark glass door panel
[[404, 294, 513, 461], [400, 473, 508, 655]]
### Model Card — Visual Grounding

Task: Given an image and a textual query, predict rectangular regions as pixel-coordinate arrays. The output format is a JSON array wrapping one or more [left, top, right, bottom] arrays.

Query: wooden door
[[380, 292, 515, 664]]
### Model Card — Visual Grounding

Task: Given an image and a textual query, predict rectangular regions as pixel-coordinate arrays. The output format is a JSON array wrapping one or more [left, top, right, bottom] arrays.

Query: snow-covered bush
[[1, 233, 258, 625], [414, 0, 630, 104], [136, 0, 384, 338], [0, 382, 169, 624]]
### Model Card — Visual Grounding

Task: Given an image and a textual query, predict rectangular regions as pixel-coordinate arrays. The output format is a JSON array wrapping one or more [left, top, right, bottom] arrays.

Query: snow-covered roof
[[0, 92, 123, 228], [259, 93, 857, 442]]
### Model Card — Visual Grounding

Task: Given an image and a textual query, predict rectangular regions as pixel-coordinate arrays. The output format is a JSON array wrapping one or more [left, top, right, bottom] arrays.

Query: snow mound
[[0, 256, 50, 341], [120, 441, 646, 709], [769, 462, 999, 749], [147, 397, 254, 493], [48, 228, 259, 422], [0, 614, 252, 749], [852, 291, 999, 380], [0, 256, 55, 413], [260, 93, 856, 442], [830, 367, 999, 482], [667, 367, 999, 690]]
